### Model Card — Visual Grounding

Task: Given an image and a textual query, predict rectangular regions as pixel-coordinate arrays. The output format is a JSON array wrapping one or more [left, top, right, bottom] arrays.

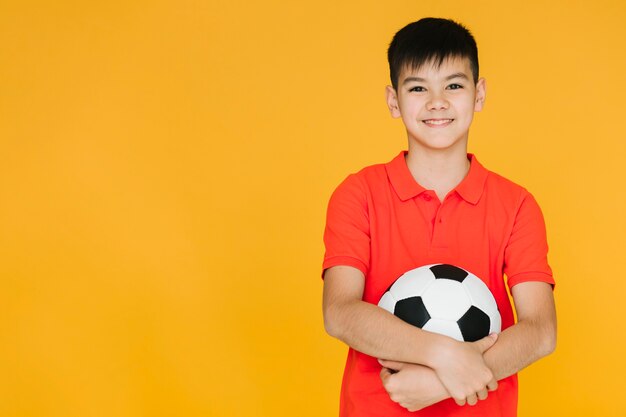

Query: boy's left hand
[[379, 359, 449, 412]]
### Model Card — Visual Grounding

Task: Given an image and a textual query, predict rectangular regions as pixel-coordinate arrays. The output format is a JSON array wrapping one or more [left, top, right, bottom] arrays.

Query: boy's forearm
[[483, 318, 556, 381], [325, 298, 451, 367], [484, 282, 557, 381], [379, 318, 555, 411], [329, 302, 555, 381]]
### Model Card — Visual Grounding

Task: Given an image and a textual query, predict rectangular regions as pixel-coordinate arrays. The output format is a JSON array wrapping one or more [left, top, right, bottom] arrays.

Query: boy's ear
[[474, 77, 486, 112], [385, 85, 402, 118]]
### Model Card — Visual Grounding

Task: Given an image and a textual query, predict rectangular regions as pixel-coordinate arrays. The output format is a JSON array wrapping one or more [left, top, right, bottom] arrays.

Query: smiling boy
[[321, 18, 556, 416]]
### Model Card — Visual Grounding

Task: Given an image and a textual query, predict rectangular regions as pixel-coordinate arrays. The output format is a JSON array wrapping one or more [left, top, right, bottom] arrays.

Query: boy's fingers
[[477, 388, 488, 401], [377, 358, 405, 371], [379, 367, 392, 384], [473, 333, 498, 353], [487, 379, 498, 392], [466, 393, 478, 406]]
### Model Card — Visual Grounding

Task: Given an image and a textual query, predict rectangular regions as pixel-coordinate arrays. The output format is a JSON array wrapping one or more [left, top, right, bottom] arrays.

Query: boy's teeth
[[424, 119, 452, 124]]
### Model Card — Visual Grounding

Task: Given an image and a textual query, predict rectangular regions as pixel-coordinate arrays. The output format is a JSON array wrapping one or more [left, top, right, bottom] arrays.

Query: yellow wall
[[1, 1, 624, 416]]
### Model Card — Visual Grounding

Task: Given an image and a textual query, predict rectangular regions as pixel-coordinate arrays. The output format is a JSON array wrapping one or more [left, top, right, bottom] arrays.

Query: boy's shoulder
[[351, 159, 390, 184], [482, 165, 535, 202], [353, 152, 400, 177], [332, 155, 395, 193]]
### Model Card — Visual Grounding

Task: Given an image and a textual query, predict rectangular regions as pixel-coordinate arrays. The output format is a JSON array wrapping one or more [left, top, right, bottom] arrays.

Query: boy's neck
[[404, 143, 471, 203]]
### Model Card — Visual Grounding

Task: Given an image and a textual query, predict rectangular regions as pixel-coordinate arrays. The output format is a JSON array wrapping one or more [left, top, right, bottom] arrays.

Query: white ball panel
[[422, 319, 464, 342], [422, 280, 471, 320], [490, 309, 502, 334], [378, 291, 397, 314], [462, 274, 498, 316], [389, 268, 435, 301]]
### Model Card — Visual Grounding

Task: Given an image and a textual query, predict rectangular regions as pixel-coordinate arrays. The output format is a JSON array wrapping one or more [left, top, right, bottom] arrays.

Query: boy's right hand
[[430, 333, 499, 406]]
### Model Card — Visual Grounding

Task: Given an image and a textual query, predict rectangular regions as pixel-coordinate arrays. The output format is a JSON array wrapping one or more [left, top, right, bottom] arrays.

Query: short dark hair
[[387, 18, 479, 90]]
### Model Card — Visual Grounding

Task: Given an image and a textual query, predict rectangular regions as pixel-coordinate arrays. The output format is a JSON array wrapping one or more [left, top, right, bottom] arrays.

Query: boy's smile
[[422, 119, 453, 127], [386, 57, 486, 153]]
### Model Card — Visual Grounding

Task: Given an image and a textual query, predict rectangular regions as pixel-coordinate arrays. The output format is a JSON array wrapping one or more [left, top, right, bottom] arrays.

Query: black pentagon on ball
[[457, 306, 491, 342], [430, 264, 469, 283], [394, 296, 431, 328]]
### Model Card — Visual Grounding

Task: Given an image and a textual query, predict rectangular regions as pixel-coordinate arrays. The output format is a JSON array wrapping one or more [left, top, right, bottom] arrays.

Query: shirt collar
[[385, 150, 488, 205]]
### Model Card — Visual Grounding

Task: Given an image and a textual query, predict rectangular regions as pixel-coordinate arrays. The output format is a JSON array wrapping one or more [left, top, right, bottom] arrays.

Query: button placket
[[431, 199, 447, 248], [414, 192, 437, 242]]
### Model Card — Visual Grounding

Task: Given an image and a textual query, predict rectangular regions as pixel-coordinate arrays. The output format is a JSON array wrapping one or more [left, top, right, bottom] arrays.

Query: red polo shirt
[[322, 151, 554, 417]]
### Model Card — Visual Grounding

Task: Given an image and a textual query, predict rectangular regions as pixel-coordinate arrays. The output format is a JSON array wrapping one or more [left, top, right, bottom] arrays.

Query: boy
[[321, 18, 556, 417]]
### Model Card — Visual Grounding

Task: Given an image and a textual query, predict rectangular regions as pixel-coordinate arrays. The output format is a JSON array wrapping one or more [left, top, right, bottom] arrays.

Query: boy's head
[[387, 18, 479, 90]]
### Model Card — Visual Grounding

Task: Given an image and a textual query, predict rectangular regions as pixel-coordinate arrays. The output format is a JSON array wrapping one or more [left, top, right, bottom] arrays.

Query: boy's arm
[[323, 265, 499, 406], [379, 280, 556, 411], [483, 281, 556, 378]]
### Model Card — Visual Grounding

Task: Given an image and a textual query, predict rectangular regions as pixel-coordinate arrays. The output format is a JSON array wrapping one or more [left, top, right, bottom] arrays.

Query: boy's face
[[386, 56, 486, 152]]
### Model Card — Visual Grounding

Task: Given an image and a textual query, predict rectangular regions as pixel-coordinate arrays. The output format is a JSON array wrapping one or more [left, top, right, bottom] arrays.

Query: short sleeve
[[504, 191, 555, 290], [321, 174, 371, 279]]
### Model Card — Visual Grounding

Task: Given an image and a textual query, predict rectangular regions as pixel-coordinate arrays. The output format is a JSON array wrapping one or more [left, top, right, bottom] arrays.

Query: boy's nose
[[426, 95, 449, 110]]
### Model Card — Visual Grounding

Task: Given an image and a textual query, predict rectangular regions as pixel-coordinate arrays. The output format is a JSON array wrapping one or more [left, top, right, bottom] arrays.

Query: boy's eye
[[447, 83, 463, 90], [409, 86, 425, 92]]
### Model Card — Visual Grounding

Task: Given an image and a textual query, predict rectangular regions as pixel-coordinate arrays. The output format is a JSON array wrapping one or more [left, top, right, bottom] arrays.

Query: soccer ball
[[378, 264, 501, 342]]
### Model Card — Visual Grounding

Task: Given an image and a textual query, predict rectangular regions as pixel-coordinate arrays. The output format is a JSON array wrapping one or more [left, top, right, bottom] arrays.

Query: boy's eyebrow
[[402, 72, 470, 84]]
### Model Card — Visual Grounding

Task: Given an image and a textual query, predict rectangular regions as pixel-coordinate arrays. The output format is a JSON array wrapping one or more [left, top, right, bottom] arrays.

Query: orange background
[[1, 1, 625, 416]]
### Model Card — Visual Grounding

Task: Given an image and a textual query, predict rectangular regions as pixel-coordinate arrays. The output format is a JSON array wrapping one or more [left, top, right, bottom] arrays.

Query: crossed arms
[[323, 265, 557, 411]]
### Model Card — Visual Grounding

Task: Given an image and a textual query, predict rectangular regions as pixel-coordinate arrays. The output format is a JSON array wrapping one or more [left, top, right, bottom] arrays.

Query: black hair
[[387, 18, 479, 90]]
